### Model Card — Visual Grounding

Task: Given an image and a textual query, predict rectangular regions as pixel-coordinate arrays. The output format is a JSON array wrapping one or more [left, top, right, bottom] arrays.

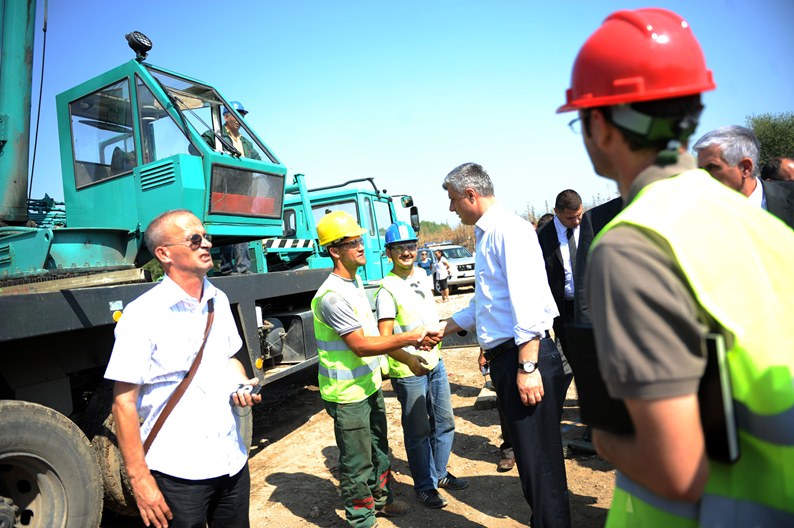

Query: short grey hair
[[144, 209, 194, 256], [693, 126, 760, 178], [442, 163, 495, 197]]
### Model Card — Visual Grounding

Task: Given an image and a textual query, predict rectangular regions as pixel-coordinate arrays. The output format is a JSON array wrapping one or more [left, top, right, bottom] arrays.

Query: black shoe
[[417, 489, 447, 509], [438, 472, 469, 490]]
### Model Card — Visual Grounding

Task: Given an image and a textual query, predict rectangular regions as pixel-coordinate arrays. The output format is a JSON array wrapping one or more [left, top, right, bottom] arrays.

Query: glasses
[[163, 233, 212, 250], [568, 117, 581, 134], [333, 237, 364, 250], [389, 243, 418, 253]]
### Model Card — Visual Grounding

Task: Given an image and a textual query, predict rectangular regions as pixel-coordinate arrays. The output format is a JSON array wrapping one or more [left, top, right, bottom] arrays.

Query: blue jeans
[[392, 358, 456, 492]]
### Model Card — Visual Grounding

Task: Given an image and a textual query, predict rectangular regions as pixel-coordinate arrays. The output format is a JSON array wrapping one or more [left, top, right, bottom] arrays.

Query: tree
[[747, 112, 794, 165]]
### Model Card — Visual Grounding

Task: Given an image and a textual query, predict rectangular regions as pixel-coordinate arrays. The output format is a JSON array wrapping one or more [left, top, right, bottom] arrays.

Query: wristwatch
[[518, 360, 538, 374]]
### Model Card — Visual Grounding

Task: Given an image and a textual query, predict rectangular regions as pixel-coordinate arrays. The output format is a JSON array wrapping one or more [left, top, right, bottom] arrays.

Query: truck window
[[372, 198, 393, 237], [311, 200, 358, 229], [69, 79, 136, 188], [136, 77, 192, 163]]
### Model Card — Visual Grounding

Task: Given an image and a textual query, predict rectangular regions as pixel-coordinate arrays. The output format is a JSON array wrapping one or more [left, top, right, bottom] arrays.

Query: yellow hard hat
[[316, 210, 366, 247]]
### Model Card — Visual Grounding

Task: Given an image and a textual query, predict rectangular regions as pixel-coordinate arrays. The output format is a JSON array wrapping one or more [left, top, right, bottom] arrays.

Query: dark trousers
[[324, 389, 392, 528], [152, 464, 250, 528], [553, 299, 575, 394], [489, 338, 571, 528]]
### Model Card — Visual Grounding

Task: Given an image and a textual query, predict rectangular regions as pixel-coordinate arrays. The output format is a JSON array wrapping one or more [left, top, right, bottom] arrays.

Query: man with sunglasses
[[106, 209, 262, 528], [312, 211, 441, 528], [375, 222, 468, 510]]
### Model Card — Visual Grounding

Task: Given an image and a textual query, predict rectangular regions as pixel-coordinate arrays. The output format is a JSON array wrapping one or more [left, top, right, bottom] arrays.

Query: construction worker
[[375, 221, 468, 510], [558, 7, 794, 526], [312, 210, 440, 528]]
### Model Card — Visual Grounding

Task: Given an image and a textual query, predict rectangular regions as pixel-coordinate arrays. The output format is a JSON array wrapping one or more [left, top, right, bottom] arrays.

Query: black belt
[[483, 331, 550, 362]]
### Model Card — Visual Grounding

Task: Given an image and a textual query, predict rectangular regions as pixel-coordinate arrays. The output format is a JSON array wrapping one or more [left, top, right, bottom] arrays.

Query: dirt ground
[[102, 289, 615, 527]]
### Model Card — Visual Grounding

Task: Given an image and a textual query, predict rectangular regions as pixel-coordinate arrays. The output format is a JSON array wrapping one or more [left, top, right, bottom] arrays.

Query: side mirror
[[410, 206, 420, 234], [400, 196, 414, 208]]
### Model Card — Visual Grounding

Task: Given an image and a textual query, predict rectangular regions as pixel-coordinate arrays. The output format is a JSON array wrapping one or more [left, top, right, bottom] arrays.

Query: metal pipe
[[0, 0, 37, 223]]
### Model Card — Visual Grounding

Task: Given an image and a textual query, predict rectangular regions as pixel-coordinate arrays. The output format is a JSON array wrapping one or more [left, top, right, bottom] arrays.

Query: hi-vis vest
[[312, 274, 382, 404], [376, 273, 440, 379], [594, 169, 794, 527]]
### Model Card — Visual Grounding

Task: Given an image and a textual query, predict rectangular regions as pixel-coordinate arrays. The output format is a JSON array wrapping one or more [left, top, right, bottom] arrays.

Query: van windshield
[[442, 247, 472, 259]]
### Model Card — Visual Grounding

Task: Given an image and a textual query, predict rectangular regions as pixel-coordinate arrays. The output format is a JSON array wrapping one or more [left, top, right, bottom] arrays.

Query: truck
[[0, 3, 420, 526]]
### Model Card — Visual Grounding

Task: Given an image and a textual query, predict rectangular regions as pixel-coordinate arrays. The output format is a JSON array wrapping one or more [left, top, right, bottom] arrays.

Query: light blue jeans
[[391, 358, 456, 492]]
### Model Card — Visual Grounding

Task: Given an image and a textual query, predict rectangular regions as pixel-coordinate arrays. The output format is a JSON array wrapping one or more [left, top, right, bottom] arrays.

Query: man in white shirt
[[433, 249, 451, 302], [106, 209, 261, 528], [693, 125, 794, 228], [438, 163, 570, 527]]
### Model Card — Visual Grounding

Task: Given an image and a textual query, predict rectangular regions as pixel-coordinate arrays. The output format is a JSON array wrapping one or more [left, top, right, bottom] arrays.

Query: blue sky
[[28, 0, 793, 224]]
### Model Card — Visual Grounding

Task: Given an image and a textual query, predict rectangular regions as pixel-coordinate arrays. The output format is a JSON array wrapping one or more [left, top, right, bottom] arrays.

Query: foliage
[[418, 221, 475, 253], [142, 258, 164, 282], [747, 112, 794, 165]]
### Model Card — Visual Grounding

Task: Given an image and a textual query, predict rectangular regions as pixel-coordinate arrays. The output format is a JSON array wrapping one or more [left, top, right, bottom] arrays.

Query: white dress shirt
[[451, 203, 558, 349], [552, 216, 579, 300], [105, 275, 247, 480]]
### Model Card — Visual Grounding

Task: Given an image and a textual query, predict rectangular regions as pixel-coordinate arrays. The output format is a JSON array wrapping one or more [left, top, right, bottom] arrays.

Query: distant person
[[203, 100, 261, 275], [537, 190, 582, 386], [417, 250, 433, 276], [559, 7, 794, 526], [376, 222, 468, 510], [312, 210, 441, 527], [761, 156, 794, 181], [106, 209, 262, 528], [438, 163, 569, 527], [536, 213, 554, 231], [693, 125, 794, 228], [433, 249, 451, 302]]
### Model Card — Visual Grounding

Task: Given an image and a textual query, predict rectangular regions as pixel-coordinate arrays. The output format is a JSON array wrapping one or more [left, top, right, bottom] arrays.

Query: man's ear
[[154, 246, 171, 265], [738, 157, 754, 178], [465, 188, 477, 203], [589, 109, 613, 149], [327, 246, 339, 259]]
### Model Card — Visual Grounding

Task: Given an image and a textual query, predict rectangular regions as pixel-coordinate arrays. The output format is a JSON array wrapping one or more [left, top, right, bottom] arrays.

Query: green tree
[[747, 112, 794, 165]]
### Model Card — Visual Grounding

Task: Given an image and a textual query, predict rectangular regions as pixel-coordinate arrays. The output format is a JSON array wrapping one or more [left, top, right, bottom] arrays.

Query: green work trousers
[[324, 389, 393, 528]]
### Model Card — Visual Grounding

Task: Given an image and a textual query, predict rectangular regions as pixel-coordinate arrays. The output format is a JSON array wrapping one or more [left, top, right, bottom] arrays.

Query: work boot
[[417, 489, 447, 509], [438, 472, 469, 490], [378, 499, 409, 517], [497, 456, 515, 472]]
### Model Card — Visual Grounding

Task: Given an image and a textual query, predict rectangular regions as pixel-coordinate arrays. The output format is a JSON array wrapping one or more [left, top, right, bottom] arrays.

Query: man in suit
[[572, 197, 622, 324], [693, 125, 794, 228], [537, 189, 582, 388]]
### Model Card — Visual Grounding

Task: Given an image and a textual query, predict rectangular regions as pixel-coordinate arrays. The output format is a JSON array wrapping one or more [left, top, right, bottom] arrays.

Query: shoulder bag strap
[[143, 298, 215, 455]]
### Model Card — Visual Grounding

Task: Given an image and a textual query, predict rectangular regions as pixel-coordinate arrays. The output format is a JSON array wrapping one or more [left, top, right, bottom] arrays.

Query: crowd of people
[[102, 6, 793, 528]]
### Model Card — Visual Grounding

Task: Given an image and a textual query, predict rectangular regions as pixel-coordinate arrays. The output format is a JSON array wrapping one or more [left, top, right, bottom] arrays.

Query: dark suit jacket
[[573, 198, 623, 324], [537, 220, 568, 316], [762, 179, 794, 229]]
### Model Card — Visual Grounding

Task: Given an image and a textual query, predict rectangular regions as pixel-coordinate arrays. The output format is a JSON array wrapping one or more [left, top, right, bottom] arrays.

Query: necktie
[[566, 227, 577, 274]]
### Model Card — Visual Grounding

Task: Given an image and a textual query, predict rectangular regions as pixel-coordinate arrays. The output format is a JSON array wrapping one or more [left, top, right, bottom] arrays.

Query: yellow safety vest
[[594, 169, 794, 527], [312, 274, 382, 404], [376, 273, 440, 378]]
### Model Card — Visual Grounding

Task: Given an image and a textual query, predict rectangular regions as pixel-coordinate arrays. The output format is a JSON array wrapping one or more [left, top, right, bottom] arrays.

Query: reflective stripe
[[615, 473, 698, 520], [735, 399, 794, 445], [315, 339, 351, 352], [700, 492, 794, 526], [318, 359, 378, 380], [617, 467, 794, 526]]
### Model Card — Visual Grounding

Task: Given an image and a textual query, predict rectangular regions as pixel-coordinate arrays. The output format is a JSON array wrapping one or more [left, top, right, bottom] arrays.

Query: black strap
[[143, 298, 214, 455]]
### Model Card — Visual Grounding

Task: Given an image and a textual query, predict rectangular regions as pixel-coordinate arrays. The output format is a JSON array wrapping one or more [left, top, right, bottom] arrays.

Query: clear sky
[[28, 0, 793, 225]]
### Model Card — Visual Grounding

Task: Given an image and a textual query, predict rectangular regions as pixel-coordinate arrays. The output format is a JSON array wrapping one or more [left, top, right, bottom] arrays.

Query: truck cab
[[2, 43, 289, 279]]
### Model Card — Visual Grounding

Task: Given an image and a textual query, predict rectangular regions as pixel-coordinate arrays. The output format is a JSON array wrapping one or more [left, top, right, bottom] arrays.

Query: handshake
[[412, 325, 445, 351]]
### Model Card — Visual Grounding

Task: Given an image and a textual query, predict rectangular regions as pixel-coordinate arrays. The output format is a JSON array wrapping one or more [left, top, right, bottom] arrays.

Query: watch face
[[522, 361, 537, 373]]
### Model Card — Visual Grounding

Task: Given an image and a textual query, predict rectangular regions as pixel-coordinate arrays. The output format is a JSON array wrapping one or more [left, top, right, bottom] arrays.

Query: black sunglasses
[[163, 233, 212, 250]]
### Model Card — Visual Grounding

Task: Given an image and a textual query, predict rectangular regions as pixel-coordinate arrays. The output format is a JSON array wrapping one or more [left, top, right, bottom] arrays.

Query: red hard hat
[[557, 8, 716, 113]]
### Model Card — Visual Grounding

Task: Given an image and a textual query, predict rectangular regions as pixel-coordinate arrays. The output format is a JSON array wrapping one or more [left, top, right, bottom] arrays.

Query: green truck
[[0, 3, 419, 525]]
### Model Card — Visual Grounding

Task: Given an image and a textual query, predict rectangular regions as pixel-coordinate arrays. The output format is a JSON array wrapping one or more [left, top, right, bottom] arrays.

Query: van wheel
[[0, 400, 103, 528]]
